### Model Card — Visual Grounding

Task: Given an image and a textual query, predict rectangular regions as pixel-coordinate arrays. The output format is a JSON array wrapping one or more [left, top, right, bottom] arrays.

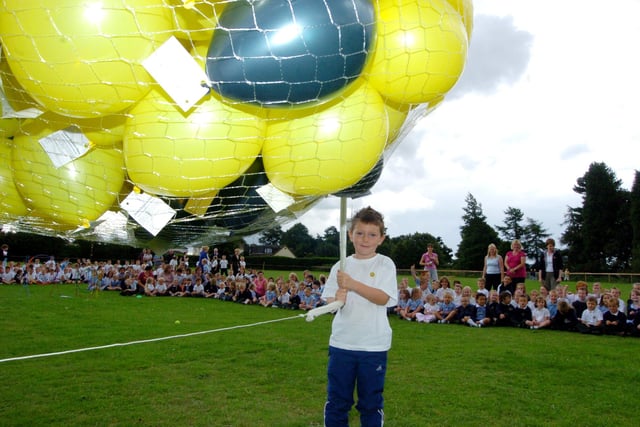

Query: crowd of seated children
[[393, 275, 640, 337]]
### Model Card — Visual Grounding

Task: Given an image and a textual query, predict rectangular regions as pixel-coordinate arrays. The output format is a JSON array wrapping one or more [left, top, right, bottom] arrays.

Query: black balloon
[[206, 0, 375, 107]]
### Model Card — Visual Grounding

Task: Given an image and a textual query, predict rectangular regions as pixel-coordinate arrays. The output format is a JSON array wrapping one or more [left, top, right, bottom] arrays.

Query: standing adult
[[419, 243, 439, 282], [537, 238, 564, 291], [1, 244, 8, 269], [482, 243, 504, 292], [230, 248, 241, 276], [504, 239, 527, 286]]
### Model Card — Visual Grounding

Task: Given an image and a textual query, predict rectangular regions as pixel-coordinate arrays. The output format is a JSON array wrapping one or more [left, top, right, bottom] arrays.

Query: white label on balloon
[[38, 126, 92, 168], [256, 184, 295, 213], [120, 192, 176, 236], [142, 36, 210, 112]]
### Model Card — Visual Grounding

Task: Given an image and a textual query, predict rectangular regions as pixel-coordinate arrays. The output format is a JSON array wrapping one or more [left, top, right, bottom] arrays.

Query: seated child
[[299, 286, 318, 311], [416, 293, 440, 324], [394, 289, 411, 318], [260, 282, 278, 307], [473, 293, 491, 327], [552, 300, 578, 331], [529, 296, 551, 329], [494, 291, 515, 327], [403, 288, 424, 321], [576, 296, 603, 334], [454, 296, 478, 327], [603, 297, 627, 336], [436, 291, 457, 324], [511, 294, 532, 328]]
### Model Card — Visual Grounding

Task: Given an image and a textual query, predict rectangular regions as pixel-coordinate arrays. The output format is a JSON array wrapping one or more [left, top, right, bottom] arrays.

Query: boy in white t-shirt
[[321, 207, 397, 427]]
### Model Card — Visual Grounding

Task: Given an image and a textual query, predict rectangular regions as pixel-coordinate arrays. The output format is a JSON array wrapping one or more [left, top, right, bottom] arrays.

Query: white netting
[[0, 0, 472, 250]]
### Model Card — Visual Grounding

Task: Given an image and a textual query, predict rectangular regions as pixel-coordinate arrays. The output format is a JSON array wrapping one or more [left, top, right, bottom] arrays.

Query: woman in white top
[[482, 243, 504, 291]]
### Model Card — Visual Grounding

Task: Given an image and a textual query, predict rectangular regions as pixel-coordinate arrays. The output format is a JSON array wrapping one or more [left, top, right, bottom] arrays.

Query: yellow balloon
[[172, 0, 225, 43], [0, 137, 29, 218], [123, 88, 265, 197], [11, 120, 125, 227], [0, 0, 174, 118], [263, 80, 388, 196], [0, 51, 42, 114], [383, 101, 411, 147], [446, 0, 474, 39], [367, 0, 468, 105], [0, 118, 19, 139]]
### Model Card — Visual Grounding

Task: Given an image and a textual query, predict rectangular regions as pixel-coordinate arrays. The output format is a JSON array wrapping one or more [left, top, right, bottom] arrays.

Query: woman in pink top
[[504, 239, 527, 285]]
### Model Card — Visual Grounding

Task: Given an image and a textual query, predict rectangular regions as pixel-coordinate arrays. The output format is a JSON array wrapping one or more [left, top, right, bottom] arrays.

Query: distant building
[[274, 246, 296, 258]]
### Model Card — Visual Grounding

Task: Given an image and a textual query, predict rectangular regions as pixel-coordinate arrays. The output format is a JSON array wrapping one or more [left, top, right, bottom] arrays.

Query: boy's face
[[349, 222, 385, 259], [460, 297, 469, 306], [518, 297, 528, 308], [586, 300, 597, 310], [607, 301, 618, 312], [477, 295, 487, 306]]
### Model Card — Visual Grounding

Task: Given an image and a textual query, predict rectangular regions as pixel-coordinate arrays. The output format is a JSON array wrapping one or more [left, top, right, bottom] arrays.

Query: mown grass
[[1, 282, 637, 427]]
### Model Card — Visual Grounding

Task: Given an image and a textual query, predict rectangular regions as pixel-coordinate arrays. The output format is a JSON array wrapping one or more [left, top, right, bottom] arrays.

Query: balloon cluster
[[0, 0, 472, 250]]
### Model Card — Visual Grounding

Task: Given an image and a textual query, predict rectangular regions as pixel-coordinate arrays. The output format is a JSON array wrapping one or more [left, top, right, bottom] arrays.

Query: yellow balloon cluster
[[0, 0, 472, 247]]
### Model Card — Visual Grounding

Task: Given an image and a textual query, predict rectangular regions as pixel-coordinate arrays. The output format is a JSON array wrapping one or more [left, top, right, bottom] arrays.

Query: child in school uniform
[[529, 296, 552, 329], [403, 287, 424, 321], [576, 296, 603, 335], [511, 294, 532, 328], [473, 293, 491, 327], [603, 297, 627, 336], [394, 289, 411, 319], [435, 291, 457, 324], [495, 291, 515, 327], [321, 207, 397, 426]]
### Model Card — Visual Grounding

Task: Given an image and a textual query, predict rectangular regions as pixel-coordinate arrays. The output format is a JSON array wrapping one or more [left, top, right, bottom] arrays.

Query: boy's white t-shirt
[[322, 254, 397, 352]]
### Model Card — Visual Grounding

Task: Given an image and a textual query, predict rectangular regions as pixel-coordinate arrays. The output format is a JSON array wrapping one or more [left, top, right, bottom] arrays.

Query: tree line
[[259, 162, 640, 273]]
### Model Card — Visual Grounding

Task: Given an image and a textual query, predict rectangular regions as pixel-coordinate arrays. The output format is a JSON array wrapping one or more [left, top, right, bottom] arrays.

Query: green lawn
[[1, 282, 637, 426]]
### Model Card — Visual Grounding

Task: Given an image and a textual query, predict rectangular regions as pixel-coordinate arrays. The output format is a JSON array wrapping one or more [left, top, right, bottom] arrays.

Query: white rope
[[0, 314, 304, 364]]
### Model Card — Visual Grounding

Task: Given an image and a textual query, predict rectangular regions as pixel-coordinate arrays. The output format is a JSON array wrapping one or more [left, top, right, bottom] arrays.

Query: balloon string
[[0, 314, 303, 364]]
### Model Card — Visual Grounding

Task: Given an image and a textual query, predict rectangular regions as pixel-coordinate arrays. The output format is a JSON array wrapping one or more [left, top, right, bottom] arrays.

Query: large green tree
[[631, 170, 640, 272], [455, 193, 500, 270], [496, 206, 549, 257], [281, 223, 316, 257], [314, 226, 340, 257], [561, 162, 631, 271], [258, 225, 283, 246]]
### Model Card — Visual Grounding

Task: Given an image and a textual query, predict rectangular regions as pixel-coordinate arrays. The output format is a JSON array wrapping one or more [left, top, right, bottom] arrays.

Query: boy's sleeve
[[321, 263, 339, 301]]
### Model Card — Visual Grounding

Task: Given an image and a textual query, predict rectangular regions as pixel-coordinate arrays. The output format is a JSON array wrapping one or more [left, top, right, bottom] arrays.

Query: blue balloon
[[206, 0, 375, 107]]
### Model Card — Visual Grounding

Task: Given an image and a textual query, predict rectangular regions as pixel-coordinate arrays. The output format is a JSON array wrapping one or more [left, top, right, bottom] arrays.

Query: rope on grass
[[0, 314, 305, 364]]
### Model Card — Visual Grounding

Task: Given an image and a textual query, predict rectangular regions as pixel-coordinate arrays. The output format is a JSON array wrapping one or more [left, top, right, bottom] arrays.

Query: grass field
[[1, 279, 638, 427]]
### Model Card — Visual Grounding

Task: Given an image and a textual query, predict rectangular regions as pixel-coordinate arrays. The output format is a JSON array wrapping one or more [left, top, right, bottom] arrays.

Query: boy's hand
[[337, 270, 353, 290]]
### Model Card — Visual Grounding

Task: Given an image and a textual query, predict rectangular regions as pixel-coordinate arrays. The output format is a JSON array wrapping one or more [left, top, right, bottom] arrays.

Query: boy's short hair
[[499, 291, 512, 302], [477, 277, 486, 284], [350, 206, 385, 235], [586, 295, 598, 304], [476, 293, 487, 300]]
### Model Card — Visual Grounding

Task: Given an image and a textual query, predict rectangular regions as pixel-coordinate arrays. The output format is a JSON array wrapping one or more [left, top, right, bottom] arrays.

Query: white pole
[[339, 196, 347, 271]]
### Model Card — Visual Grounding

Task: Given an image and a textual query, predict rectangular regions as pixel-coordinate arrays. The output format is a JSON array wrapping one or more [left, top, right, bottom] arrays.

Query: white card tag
[[143, 36, 210, 112], [256, 183, 295, 213], [120, 191, 176, 236], [38, 126, 92, 168]]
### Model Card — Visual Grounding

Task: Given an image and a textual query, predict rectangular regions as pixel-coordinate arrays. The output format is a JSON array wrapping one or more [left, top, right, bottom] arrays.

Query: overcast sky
[[287, 0, 640, 256]]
